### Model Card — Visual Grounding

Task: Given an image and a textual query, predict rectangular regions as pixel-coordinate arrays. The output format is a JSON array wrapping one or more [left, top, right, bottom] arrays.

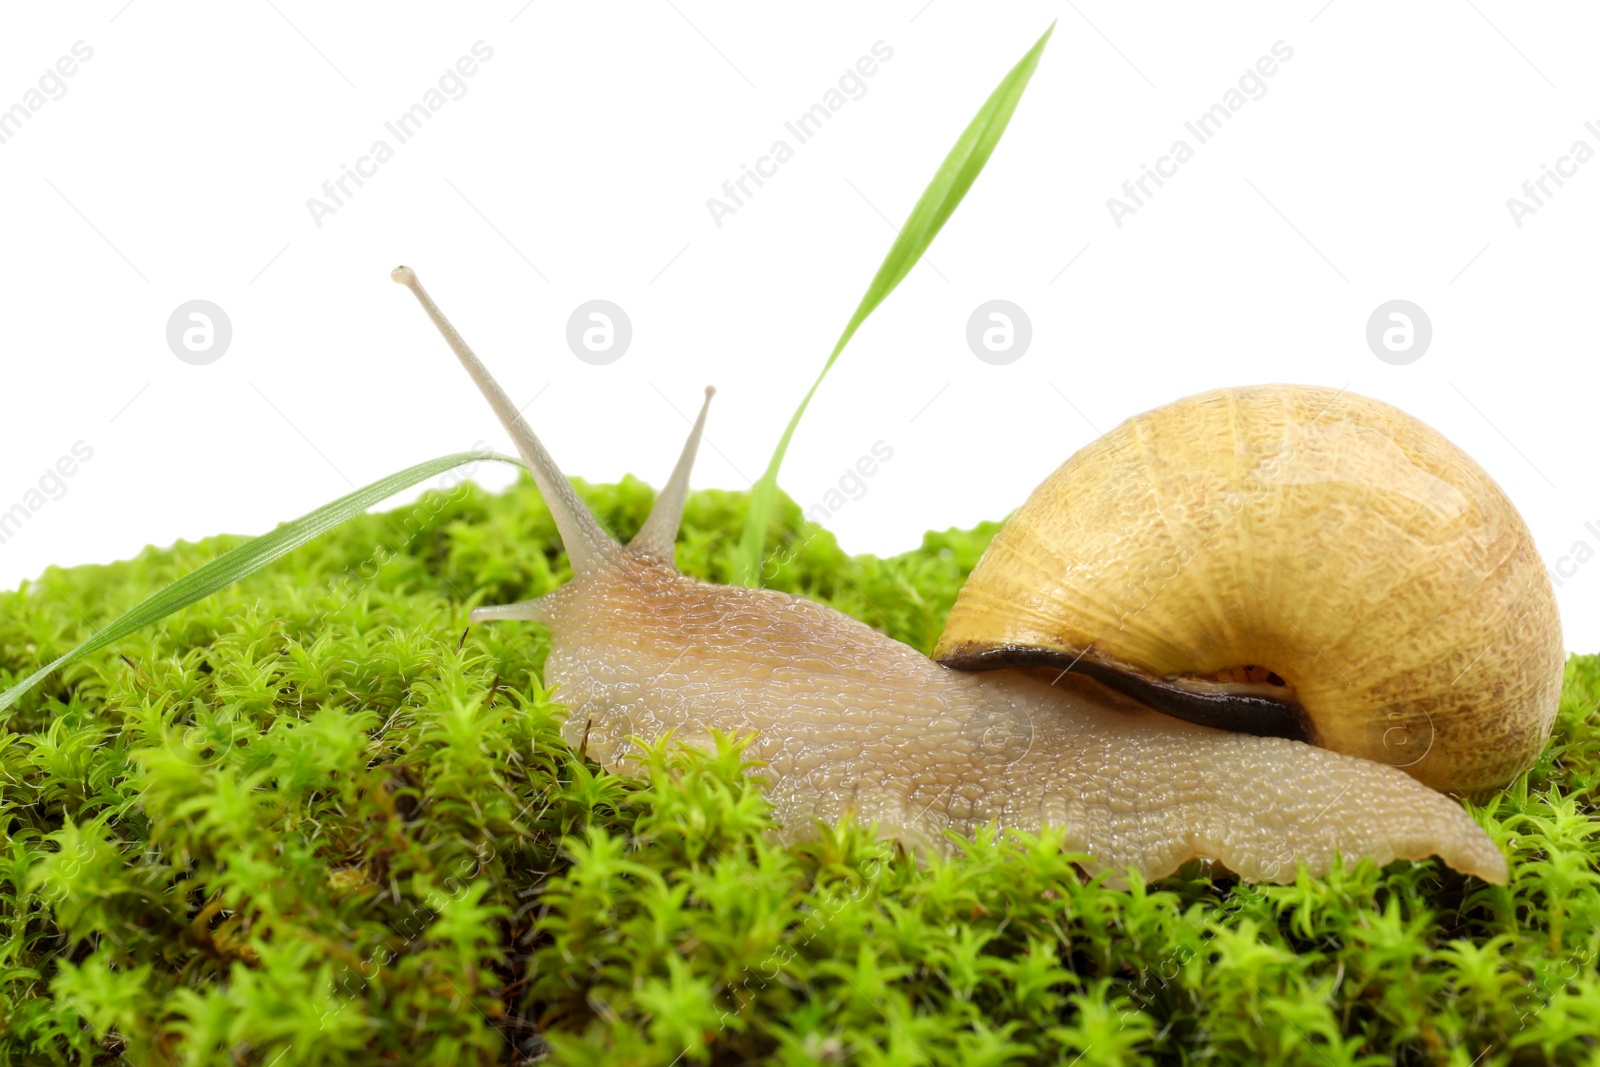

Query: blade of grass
[[732, 22, 1054, 586], [0, 450, 522, 715]]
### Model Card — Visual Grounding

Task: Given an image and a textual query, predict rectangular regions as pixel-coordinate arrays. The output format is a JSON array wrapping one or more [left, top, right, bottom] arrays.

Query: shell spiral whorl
[[936, 384, 1564, 799]]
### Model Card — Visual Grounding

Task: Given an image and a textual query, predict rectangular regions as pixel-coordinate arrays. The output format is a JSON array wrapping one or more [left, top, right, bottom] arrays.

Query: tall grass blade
[[0, 450, 521, 714], [732, 22, 1054, 586]]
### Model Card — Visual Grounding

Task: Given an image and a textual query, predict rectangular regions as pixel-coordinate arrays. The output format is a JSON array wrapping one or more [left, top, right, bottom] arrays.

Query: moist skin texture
[[535, 555, 1507, 886]]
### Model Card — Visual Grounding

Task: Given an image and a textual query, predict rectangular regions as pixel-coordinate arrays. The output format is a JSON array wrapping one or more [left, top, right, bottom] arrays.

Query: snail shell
[[936, 384, 1564, 799]]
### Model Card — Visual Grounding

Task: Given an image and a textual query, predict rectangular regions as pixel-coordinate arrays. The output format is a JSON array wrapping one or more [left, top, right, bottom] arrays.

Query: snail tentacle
[[630, 386, 716, 565], [469, 596, 558, 626], [392, 265, 619, 575]]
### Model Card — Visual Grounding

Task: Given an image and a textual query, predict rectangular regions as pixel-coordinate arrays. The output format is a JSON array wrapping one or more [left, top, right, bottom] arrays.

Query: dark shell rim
[[938, 643, 1321, 746]]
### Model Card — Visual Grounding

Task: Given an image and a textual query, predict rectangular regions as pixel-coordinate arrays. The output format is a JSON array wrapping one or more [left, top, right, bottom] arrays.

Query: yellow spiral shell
[[935, 384, 1564, 798]]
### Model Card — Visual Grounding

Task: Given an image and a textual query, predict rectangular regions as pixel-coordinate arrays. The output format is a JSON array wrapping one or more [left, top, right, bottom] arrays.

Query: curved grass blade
[[732, 22, 1055, 586], [0, 450, 522, 715]]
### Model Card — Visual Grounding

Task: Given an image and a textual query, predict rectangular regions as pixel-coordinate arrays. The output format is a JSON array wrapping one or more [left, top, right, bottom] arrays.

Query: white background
[[1, 2, 1595, 652]]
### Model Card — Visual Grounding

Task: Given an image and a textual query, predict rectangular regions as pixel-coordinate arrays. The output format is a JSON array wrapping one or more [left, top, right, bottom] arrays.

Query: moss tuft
[[0, 476, 1595, 1065]]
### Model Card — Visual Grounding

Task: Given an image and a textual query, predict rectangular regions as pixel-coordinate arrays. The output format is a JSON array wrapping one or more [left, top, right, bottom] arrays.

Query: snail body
[[528, 551, 1507, 884], [392, 267, 1562, 885]]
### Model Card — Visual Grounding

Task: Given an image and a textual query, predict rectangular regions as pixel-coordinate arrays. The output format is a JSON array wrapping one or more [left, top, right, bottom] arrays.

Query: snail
[[392, 266, 1564, 885]]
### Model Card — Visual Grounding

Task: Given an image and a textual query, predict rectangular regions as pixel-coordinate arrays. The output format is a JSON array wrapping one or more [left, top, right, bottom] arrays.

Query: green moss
[[0, 475, 1595, 1065]]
